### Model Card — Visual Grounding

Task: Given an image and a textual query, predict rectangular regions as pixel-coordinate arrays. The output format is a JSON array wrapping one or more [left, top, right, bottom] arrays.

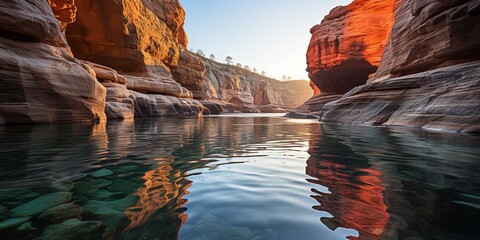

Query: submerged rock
[[51, 181, 74, 192], [17, 221, 36, 232], [9, 192, 72, 217], [0, 188, 39, 202], [82, 196, 136, 218], [37, 203, 83, 224], [0, 217, 30, 230], [109, 179, 140, 194], [82, 197, 136, 228], [93, 190, 123, 200], [38, 219, 101, 240], [91, 168, 114, 178], [186, 213, 258, 240]]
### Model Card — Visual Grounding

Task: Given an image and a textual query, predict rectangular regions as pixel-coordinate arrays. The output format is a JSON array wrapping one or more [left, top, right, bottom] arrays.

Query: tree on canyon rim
[[225, 56, 233, 65], [196, 49, 205, 57]]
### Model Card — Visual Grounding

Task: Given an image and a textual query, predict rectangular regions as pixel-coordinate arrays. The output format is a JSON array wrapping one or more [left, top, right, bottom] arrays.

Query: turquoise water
[[0, 114, 479, 240]]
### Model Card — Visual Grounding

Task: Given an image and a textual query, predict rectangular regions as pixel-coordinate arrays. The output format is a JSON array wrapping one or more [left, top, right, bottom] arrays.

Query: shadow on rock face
[[311, 58, 377, 94]]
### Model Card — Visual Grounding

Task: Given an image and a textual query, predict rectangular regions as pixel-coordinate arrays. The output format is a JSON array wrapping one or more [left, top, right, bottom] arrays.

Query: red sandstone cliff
[[298, 0, 480, 133], [297, 0, 401, 116], [306, 0, 402, 94]]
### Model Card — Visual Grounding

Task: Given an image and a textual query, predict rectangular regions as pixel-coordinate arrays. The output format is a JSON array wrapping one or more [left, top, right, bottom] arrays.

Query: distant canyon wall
[[0, 0, 312, 124], [299, 0, 480, 133]]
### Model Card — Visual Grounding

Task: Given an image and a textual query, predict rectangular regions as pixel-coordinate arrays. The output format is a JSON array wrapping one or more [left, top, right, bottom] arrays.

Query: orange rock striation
[[320, 0, 480, 133], [294, 0, 480, 133], [306, 0, 401, 94]]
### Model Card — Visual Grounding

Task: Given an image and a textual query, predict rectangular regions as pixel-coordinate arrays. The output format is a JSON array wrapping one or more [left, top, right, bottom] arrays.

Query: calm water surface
[[0, 114, 479, 240]]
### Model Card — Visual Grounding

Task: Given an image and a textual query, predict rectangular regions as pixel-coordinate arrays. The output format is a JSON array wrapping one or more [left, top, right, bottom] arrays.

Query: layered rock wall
[[298, 0, 480, 133], [322, 62, 480, 133], [65, 0, 309, 116], [375, 0, 480, 77], [66, 0, 186, 76], [0, 0, 313, 124], [306, 0, 401, 94], [201, 59, 312, 113], [0, 0, 106, 124]]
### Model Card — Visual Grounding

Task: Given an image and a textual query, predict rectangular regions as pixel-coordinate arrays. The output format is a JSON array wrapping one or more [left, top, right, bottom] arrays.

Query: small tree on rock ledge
[[196, 49, 205, 57], [225, 56, 233, 65]]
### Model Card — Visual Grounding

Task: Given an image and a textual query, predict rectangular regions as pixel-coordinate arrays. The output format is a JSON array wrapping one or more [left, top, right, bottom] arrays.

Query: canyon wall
[[298, 0, 480, 133], [66, 0, 205, 119], [172, 51, 313, 113], [375, 0, 480, 78], [323, 0, 480, 133], [200, 58, 312, 113], [66, 0, 311, 116], [0, 0, 311, 124], [0, 0, 106, 124], [299, 0, 401, 115]]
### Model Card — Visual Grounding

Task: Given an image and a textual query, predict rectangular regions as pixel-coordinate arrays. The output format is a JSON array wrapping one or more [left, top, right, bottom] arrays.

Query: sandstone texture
[[66, 0, 186, 76], [0, 0, 106, 124], [290, 94, 343, 117], [306, 0, 401, 94], [322, 62, 480, 133], [200, 58, 312, 113], [0, 0, 314, 123], [297, 0, 480, 133], [375, 0, 480, 78], [65, 0, 205, 118], [64, 0, 308, 117]]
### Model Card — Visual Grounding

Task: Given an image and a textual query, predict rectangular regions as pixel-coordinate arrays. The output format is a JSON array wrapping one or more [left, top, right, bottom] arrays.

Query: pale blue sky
[[180, 0, 352, 80]]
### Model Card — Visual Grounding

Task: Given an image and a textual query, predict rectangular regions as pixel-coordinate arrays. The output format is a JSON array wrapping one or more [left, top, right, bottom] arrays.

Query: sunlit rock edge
[[293, 0, 480, 133]]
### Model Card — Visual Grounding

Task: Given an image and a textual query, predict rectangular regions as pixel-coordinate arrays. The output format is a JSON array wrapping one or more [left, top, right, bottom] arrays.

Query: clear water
[[0, 114, 479, 240]]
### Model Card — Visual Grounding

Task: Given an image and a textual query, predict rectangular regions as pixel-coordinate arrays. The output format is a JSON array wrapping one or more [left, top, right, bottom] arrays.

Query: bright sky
[[180, 0, 352, 80]]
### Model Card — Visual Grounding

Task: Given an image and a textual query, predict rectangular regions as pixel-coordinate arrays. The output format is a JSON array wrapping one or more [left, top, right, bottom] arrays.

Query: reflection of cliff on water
[[306, 124, 480, 240], [1, 116, 314, 239], [0, 123, 109, 188], [111, 116, 315, 238]]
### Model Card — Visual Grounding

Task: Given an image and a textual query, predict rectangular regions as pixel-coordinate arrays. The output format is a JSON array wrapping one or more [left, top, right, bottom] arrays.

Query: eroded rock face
[[66, 0, 185, 76], [315, 0, 480, 133], [0, 0, 106, 124], [306, 0, 401, 93], [82, 61, 135, 119], [322, 62, 480, 133], [202, 59, 313, 112], [375, 0, 480, 78], [64, 0, 206, 118], [295, 0, 480, 133], [48, 0, 77, 31], [171, 50, 207, 99], [0, 0, 314, 122]]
